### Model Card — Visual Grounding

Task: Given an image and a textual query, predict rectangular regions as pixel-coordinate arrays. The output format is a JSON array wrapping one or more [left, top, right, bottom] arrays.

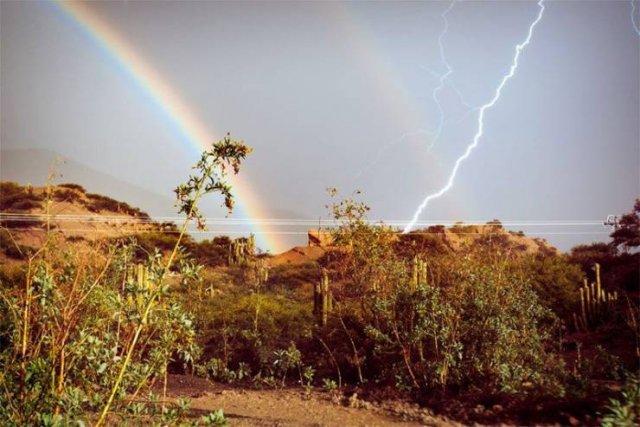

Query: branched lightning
[[632, 0, 640, 36], [355, 0, 475, 181], [354, 129, 431, 180], [422, 65, 479, 152], [429, 0, 456, 146], [422, 67, 476, 110], [403, 0, 546, 233], [425, 0, 479, 152]]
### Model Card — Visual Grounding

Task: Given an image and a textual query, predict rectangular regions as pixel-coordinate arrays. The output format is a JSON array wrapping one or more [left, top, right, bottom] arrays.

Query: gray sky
[[1, 0, 639, 252]]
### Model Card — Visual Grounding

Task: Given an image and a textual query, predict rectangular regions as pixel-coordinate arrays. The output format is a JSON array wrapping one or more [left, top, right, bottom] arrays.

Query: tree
[[611, 199, 640, 253]]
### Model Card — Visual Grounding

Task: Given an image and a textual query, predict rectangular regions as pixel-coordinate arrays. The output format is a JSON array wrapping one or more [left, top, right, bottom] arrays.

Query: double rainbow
[[55, 0, 286, 253]]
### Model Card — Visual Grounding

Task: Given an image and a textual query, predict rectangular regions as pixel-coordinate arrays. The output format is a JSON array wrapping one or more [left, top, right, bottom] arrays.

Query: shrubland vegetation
[[0, 135, 251, 425], [0, 143, 638, 424]]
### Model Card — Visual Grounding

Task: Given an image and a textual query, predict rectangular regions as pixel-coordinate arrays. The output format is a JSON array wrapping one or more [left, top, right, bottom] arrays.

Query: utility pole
[[603, 215, 619, 230]]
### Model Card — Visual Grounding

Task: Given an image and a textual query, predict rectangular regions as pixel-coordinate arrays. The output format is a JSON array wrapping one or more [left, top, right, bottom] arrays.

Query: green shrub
[[601, 374, 640, 427], [0, 182, 43, 212], [267, 262, 319, 292], [58, 183, 86, 192], [85, 193, 150, 218], [519, 254, 584, 320], [196, 288, 312, 378], [0, 244, 199, 425], [53, 188, 82, 203], [0, 135, 252, 425], [314, 190, 565, 396], [185, 238, 230, 268]]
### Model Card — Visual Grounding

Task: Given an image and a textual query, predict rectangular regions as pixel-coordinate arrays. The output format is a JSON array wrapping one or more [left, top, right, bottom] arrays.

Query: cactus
[[254, 259, 269, 288], [314, 269, 332, 326], [127, 263, 151, 290], [410, 257, 428, 291], [574, 263, 618, 332], [228, 236, 256, 266], [248, 234, 255, 257]]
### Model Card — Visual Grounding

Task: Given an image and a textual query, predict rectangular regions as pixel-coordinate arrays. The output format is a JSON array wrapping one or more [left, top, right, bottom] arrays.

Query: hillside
[[0, 182, 163, 260], [402, 223, 556, 255], [267, 223, 556, 267], [1, 181, 557, 266], [1, 149, 177, 218], [0, 181, 635, 426]]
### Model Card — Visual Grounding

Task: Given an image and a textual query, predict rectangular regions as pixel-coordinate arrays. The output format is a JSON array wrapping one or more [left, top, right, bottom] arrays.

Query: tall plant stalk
[[96, 135, 251, 426]]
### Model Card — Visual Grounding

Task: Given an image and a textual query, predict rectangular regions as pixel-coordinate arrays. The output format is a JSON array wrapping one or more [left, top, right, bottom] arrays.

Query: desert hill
[[0, 182, 165, 259], [266, 223, 556, 267], [1, 181, 556, 269], [403, 223, 556, 255], [1, 149, 176, 218]]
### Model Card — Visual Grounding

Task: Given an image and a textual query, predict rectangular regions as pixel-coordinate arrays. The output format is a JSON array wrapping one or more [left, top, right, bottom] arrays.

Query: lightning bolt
[[429, 0, 459, 148], [632, 0, 640, 36], [355, 0, 476, 181], [403, 0, 546, 234], [354, 129, 430, 181], [422, 0, 480, 153]]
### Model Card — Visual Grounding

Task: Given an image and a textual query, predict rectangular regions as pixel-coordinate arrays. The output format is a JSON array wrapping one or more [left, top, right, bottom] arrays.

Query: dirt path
[[164, 375, 456, 427]]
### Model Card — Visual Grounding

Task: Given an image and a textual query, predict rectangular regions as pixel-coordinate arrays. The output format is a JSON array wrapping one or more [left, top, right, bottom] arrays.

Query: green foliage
[[53, 188, 82, 203], [200, 409, 228, 426], [115, 231, 231, 269], [119, 232, 181, 260], [84, 193, 150, 218], [394, 226, 450, 259], [268, 262, 320, 292], [0, 229, 34, 260], [322, 378, 337, 390], [0, 136, 252, 425], [186, 238, 229, 268], [196, 288, 312, 377], [0, 182, 44, 230], [569, 200, 640, 293], [58, 183, 86, 193], [611, 199, 640, 253], [520, 253, 583, 319], [196, 358, 251, 383], [0, 243, 199, 425], [315, 190, 565, 396], [601, 374, 640, 427], [365, 257, 564, 394], [174, 133, 252, 230]]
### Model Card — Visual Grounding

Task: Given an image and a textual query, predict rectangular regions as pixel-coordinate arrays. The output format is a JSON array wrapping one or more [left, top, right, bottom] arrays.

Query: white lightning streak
[[632, 0, 640, 36], [403, 0, 546, 234], [426, 0, 482, 152], [430, 0, 457, 145], [355, 1, 474, 181], [426, 68, 476, 110]]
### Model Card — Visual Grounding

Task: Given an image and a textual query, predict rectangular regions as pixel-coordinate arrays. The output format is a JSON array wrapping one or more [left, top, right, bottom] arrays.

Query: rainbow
[[54, 0, 286, 253]]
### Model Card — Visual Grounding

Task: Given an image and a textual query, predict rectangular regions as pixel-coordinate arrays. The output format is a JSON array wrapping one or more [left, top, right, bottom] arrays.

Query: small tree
[[611, 199, 640, 253], [97, 134, 251, 425]]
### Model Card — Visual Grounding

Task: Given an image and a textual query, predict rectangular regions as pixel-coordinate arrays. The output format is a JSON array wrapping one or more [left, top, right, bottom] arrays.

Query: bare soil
[[161, 375, 458, 427]]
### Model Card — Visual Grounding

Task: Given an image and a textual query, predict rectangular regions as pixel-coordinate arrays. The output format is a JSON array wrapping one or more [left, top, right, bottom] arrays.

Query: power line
[[0, 213, 607, 227], [2, 227, 609, 236]]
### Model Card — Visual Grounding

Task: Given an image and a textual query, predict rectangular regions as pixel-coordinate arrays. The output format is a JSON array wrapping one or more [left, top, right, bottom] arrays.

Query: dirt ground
[[162, 375, 458, 427]]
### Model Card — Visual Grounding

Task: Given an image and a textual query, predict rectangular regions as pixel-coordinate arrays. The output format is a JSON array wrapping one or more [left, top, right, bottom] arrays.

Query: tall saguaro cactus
[[314, 269, 332, 326], [573, 263, 619, 332], [228, 234, 256, 266], [410, 256, 428, 291], [254, 258, 269, 287]]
